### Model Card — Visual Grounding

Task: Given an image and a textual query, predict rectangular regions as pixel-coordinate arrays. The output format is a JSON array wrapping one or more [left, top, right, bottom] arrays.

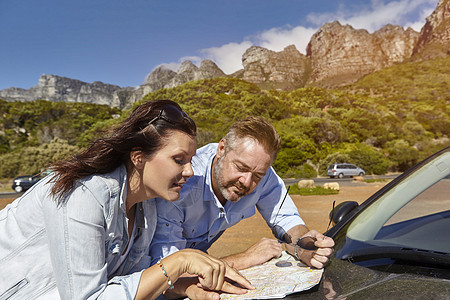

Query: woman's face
[[140, 130, 196, 202]]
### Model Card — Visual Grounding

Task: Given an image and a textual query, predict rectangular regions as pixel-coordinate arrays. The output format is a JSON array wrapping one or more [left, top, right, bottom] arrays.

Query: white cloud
[[156, 62, 180, 72], [200, 41, 253, 74], [406, 20, 426, 31], [157, 55, 203, 72], [404, 5, 435, 31], [256, 26, 317, 53], [306, 0, 436, 32]]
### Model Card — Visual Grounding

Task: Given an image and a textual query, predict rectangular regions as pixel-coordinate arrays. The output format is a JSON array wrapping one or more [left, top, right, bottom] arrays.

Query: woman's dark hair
[[49, 99, 196, 202]]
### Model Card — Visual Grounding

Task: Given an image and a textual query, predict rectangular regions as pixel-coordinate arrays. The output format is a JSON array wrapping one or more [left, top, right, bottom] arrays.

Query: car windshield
[[336, 149, 450, 263]]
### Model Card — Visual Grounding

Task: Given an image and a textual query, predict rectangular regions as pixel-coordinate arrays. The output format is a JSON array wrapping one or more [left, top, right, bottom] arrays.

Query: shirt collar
[[203, 154, 225, 209], [119, 164, 147, 229], [119, 164, 128, 214]]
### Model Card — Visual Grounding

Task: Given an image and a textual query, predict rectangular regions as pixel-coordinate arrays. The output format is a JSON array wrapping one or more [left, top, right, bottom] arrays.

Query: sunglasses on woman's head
[[148, 104, 194, 127]]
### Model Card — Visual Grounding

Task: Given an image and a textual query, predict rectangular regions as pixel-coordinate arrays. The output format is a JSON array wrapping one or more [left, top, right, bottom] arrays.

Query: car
[[11, 173, 44, 193], [283, 146, 450, 299], [327, 163, 365, 178]]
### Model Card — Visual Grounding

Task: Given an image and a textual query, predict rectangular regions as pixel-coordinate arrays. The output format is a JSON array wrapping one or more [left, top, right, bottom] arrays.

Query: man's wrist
[[294, 244, 300, 260]]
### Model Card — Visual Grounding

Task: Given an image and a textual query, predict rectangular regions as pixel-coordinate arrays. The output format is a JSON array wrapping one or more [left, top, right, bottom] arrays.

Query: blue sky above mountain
[[0, 0, 438, 90]]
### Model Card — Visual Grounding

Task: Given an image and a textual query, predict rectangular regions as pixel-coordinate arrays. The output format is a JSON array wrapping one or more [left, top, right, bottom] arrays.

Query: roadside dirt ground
[[208, 183, 386, 258], [0, 183, 386, 259]]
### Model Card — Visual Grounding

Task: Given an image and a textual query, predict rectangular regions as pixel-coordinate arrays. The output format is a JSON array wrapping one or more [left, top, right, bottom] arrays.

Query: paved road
[[284, 174, 399, 187], [0, 192, 18, 199]]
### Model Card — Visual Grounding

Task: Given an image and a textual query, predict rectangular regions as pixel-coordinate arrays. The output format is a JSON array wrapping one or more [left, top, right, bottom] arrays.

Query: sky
[[0, 0, 439, 90]]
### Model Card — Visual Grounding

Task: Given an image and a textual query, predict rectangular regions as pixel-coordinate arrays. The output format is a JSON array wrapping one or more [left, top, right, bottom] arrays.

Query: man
[[150, 117, 334, 298]]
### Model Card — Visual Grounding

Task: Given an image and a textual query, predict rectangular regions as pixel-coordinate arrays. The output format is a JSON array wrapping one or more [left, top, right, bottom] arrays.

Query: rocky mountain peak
[[412, 0, 450, 60], [242, 45, 310, 89], [145, 65, 176, 87], [199, 59, 226, 78], [373, 24, 419, 63], [159, 59, 225, 89], [306, 21, 419, 86], [177, 60, 199, 75], [0, 74, 123, 106]]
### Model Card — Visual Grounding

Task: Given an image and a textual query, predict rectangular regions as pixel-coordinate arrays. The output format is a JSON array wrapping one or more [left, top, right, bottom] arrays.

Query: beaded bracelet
[[157, 259, 174, 289]]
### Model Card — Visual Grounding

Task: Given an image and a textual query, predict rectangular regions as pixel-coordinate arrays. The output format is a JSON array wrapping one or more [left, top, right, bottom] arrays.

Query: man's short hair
[[224, 116, 281, 162]]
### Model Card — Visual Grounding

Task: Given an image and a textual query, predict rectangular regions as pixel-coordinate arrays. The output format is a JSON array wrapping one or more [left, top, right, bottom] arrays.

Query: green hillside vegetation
[[0, 100, 121, 177], [0, 56, 449, 179]]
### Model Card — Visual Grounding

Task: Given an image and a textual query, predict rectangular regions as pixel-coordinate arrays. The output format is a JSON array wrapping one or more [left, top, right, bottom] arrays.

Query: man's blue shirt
[[149, 143, 304, 264]]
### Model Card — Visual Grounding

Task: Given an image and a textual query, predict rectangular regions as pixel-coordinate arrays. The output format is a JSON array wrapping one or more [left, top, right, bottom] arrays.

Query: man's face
[[213, 138, 272, 202]]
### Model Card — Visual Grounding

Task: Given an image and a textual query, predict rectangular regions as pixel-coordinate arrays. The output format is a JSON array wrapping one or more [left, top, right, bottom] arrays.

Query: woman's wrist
[[157, 259, 174, 289], [158, 254, 183, 285]]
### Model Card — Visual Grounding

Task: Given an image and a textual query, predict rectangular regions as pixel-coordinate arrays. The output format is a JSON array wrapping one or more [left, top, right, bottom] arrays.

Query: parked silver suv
[[327, 163, 365, 178]]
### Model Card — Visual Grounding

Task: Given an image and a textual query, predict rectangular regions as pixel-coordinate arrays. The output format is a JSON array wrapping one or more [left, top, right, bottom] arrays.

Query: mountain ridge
[[1, 0, 448, 108]]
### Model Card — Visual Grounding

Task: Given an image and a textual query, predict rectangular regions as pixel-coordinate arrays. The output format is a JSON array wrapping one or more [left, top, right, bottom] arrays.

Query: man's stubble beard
[[213, 155, 247, 202]]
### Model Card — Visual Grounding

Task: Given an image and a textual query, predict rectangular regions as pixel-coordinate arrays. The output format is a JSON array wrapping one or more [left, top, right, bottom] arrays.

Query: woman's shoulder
[[75, 165, 126, 204]]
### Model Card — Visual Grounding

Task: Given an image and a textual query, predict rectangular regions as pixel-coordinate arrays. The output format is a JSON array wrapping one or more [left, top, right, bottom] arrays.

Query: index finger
[[224, 266, 255, 290], [221, 280, 252, 294], [316, 236, 335, 248]]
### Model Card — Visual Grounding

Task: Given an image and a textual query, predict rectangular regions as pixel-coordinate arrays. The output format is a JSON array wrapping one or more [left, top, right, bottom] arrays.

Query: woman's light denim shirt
[[0, 165, 156, 299]]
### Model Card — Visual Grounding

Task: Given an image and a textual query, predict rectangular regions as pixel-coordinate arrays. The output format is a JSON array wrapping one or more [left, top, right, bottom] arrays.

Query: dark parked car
[[327, 163, 365, 178], [11, 173, 44, 193], [284, 146, 450, 299]]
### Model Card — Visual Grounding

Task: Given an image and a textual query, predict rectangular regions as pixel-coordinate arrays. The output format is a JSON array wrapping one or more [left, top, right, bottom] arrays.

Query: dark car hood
[[284, 257, 450, 299]]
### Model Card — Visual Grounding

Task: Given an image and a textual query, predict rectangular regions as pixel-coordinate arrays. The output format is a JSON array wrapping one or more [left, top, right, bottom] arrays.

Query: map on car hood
[[220, 251, 323, 299]]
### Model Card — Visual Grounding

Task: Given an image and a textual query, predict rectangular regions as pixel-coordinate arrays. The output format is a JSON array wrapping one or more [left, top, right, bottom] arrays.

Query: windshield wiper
[[342, 246, 450, 268]]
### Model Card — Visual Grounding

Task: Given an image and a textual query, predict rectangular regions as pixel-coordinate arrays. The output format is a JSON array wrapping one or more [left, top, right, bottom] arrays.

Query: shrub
[[0, 138, 79, 178], [385, 139, 420, 172], [289, 184, 339, 196], [273, 148, 308, 176], [282, 163, 318, 179], [345, 143, 390, 175]]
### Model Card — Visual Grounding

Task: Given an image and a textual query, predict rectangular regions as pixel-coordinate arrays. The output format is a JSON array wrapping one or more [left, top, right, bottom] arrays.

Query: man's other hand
[[222, 237, 282, 270], [297, 230, 334, 269]]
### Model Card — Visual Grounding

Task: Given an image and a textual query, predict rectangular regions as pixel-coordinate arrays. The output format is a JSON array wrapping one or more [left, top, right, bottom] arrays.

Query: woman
[[0, 100, 253, 299]]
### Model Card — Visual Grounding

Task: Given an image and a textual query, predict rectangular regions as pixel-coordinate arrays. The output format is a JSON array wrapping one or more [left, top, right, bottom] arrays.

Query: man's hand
[[222, 237, 282, 270], [295, 230, 334, 269]]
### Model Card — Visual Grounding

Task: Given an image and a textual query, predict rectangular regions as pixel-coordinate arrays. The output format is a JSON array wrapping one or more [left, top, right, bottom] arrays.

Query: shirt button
[[110, 243, 120, 254], [165, 223, 169, 226]]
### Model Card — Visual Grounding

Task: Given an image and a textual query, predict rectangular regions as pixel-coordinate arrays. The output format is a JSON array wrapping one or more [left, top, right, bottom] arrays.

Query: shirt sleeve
[[42, 183, 142, 300], [149, 199, 187, 266], [255, 167, 305, 233]]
